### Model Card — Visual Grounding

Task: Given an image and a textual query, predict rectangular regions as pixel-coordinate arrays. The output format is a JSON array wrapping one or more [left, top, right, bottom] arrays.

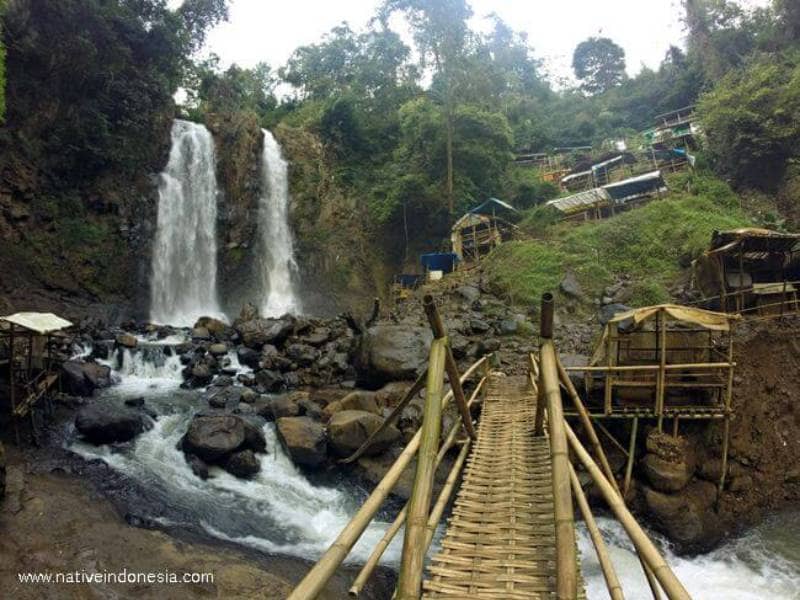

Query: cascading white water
[[257, 130, 300, 317], [150, 120, 223, 327]]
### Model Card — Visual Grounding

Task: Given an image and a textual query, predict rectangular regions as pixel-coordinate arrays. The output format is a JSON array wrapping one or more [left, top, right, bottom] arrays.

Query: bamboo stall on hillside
[[450, 197, 518, 263], [692, 228, 800, 316]]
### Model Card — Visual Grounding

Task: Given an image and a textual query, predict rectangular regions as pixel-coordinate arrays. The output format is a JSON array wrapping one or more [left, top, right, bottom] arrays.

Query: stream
[[65, 340, 800, 599]]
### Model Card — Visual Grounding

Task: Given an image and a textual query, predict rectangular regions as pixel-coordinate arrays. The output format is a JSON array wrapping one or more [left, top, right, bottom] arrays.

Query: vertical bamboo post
[[423, 295, 477, 440], [396, 337, 447, 600], [539, 293, 577, 600], [604, 324, 616, 416], [566, 423, 690, 600], [9, 324, 19, 445], [623, 417, 639, 498], [349, 379, 484, 597], [569, 464, 625, 600], [719, 330, 735, 497], [656, 309, 666, 432]]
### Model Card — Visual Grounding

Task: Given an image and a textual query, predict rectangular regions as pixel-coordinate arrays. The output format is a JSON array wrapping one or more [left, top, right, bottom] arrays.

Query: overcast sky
[[191, 0, 771, 85]]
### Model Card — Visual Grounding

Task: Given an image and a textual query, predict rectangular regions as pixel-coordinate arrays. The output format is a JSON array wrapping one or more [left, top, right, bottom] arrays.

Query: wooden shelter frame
[[1, 314, 71, 444]]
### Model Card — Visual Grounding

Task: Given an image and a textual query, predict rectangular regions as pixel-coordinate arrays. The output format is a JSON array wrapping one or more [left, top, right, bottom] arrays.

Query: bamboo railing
[[534, 293, 691, 600], [287, 296, 489, 600]]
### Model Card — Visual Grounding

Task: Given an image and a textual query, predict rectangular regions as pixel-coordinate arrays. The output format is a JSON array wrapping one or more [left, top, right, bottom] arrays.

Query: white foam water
[[578, 516, 800, 599], [150, 120, 224, 327], [70, 414, 403, 565], [257, 130, 300, 317]]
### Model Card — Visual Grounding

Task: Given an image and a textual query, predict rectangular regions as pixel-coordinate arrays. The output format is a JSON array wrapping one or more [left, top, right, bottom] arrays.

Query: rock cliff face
[[275, 124, 386, 316]]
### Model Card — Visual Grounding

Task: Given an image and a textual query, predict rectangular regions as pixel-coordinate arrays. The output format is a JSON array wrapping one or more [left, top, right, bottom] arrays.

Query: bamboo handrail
[[557, 356, 620, 495], [396, 337, 448, 599], [569, 463, 625, 600], [348, 377, 487, 596], [564, 362, 735, 372], [287, 352, 488, 600], [565, 422, 691, 600], [538, 292, 578, 600]]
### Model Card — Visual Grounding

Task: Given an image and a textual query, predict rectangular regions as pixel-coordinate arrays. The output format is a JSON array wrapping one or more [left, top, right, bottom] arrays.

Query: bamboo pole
[[540, 341, 577, 599], [348, 378, 486, 596], [623, 417, 639, 498], [340, 368, 428, 464], [288, 354, 485, 600], [569, 464, 625, 600], [565, 423, 691, 600], [423, 439, 471, 550], [396, 338, 448, 600], [557, 357, 620, 495], [423, 295, 477, 440], [657, 310, 667, 432], [719, 331, 735, 497]]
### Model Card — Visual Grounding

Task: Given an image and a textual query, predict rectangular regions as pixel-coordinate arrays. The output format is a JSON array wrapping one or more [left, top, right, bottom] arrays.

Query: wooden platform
[[422, 375, 585, 599]]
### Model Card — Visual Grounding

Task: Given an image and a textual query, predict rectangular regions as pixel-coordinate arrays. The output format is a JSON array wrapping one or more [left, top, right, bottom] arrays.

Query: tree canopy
[[572, 37, 627, 95]]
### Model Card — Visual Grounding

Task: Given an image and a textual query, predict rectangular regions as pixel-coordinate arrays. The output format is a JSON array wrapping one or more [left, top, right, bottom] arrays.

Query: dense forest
[[1, 0, 800, 312]]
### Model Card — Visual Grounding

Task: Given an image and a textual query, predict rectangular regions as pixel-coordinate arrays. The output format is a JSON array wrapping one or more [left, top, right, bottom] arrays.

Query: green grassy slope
[[484, 173, 753, 308]]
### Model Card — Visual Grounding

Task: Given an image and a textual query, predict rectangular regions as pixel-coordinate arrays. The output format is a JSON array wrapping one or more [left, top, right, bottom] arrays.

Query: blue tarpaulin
[[420, 253, 459, 273]]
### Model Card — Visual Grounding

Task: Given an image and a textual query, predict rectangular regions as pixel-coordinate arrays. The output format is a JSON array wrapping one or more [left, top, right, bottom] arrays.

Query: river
[[66, 339, 800, 599]]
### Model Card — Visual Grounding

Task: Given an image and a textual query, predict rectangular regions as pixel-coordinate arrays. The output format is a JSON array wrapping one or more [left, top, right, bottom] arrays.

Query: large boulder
[[276, 416, 327, 467], [237, 347, 261, 370], [75, 404, 148, 444], [285, 343, 319, 367], [62, 361, 112, 396], [643, 480, 722, 551], [223, 449, 260, 478], [194, 316, 227, 338], [115, 333, 138, 348], [328, 410, 400, 457], [356, 325, 432, 387], [182, 415, 246, 462], [237, 317, 293, 349], [322, 390, 380, 421], [642, 454, 693, 493]]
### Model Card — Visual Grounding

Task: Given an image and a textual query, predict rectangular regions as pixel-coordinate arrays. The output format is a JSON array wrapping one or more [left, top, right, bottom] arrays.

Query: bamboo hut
[[450, 198, 518, 263], [1, 312, 72, 443], [573, 305, 737, 422], [692, 228, 800, 316]]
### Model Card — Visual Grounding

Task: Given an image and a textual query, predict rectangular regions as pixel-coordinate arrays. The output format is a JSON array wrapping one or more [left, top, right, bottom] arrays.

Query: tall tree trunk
[[445, 102, 454, 216]]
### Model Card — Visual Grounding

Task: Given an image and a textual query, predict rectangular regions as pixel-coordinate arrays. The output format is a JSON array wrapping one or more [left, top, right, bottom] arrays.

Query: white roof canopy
[[1, 312, 73, 334]]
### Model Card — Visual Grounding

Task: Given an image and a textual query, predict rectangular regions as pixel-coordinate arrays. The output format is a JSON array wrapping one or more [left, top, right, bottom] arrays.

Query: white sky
[[190, 0, 771, 85]]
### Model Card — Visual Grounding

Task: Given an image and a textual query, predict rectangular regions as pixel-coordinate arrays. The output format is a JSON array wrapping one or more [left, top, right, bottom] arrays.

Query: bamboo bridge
[[287, 294, 692, 600]]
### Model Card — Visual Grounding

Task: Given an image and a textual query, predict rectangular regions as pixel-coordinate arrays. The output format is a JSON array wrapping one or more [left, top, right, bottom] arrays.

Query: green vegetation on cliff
[[484, 173, 752, 307]]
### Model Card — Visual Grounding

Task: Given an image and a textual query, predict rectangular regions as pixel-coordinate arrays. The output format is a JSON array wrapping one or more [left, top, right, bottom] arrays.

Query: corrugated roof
[[708, 228, 800, 255], [603, 170, 666, 202], [468, 197, 517, 216], [1, 312, 73, 334], [545, 188, 610, 214], [561, 170, 592, 184]]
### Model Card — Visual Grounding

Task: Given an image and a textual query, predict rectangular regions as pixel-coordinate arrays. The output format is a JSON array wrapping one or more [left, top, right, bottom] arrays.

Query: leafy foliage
[[1, 0, 228, 183], [572, 37, 627, 95], [698, 51, 800, 189]]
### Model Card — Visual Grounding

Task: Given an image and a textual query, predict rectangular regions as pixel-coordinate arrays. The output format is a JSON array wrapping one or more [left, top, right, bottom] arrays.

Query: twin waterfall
[[150, 121, 222, 326], [150, 120, 299, 325], [257, 130, 300, 317]]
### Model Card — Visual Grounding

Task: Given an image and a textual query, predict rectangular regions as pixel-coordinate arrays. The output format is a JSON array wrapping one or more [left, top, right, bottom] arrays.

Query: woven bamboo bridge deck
[[423, 374, 585, 599], [288, 294, 693, 600]]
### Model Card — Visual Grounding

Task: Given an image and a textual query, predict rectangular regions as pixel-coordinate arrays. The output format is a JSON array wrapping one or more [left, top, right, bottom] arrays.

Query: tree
[[1, 0, 228, 181], [0, 17, 5, 122], [776, 0, 800, 43], [698, 51, 800, 189], [381, 0, 473, 215], [572, 37, 626, 95]]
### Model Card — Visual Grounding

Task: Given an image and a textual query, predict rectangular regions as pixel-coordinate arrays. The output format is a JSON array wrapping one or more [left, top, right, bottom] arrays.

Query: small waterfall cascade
[[150, 120, 223, 327], [257, 130, 300, 317]]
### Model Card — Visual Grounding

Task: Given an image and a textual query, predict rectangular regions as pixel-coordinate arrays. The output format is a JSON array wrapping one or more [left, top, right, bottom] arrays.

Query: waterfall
[[150, 120, 223, 327], [257, 130, 300, 317]]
